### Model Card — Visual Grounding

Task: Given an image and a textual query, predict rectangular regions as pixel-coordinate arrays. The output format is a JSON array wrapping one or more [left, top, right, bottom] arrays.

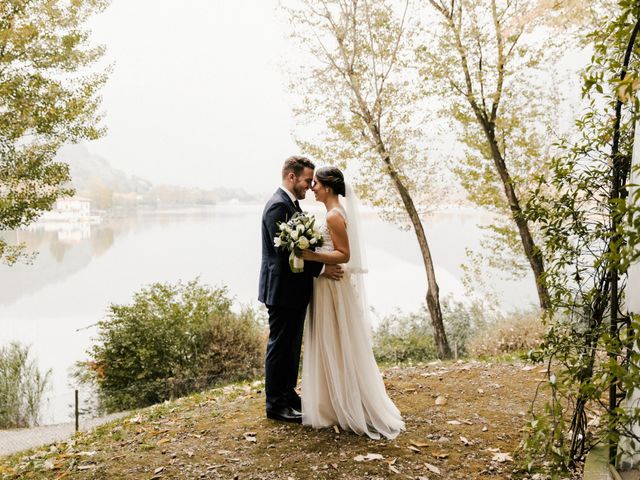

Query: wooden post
[[75, 390, 79, 432]]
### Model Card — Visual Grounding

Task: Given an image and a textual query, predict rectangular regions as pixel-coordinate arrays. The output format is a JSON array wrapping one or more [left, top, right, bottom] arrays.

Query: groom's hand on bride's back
[[322, 264, 343, 281]]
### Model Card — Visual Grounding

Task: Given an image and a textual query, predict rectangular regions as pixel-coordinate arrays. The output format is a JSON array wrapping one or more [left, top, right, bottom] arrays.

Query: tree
[[0, 342, 50, 428], [286, 0, 452, 358], [418, 0, 601, 310], [523, 1, 640, 472], [0, 0, 109, 265]]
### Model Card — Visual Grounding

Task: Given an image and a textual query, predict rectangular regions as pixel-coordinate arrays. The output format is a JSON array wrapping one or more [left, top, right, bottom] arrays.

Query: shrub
[[373, 297, 533, 363], [467, 311, 545, 357], [440, 295, 497, 357], [0, 342, 50, 428], [78, 279, 265, 412], [373, 308, 438, 364]]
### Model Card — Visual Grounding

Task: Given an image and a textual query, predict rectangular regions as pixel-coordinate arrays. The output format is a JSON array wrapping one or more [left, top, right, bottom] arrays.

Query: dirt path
[[0, 360, 551, 479], [0, 413, 129, 457]]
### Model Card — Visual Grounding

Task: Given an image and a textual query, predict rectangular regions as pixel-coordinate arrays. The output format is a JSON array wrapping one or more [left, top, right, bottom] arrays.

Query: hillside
[[56, 144, 261, 206], [0, 361, 555, 479]]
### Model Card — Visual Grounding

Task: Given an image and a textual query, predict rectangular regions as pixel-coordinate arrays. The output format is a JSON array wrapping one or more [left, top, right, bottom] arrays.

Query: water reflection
[[0, 204, 538, 424], [0, 207, 226, 305]]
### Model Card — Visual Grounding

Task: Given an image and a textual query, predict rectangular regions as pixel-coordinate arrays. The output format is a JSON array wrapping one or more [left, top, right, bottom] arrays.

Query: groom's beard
[[292, 185, 306, 200]]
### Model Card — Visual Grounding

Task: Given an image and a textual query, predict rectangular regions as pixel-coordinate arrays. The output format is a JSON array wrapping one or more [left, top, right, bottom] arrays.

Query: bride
[[298, 166, 405, 440]]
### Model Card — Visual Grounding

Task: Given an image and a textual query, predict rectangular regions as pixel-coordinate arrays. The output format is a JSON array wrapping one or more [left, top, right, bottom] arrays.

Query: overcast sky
[[88, 0, 301, 193], [86, 1, 586, 195]]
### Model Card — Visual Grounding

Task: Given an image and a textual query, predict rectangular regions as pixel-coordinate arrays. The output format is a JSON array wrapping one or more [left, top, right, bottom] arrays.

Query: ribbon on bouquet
[[289, 250, 304, 273]]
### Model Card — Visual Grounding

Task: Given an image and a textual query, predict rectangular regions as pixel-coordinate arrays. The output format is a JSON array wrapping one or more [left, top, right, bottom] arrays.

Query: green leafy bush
[[373, 308, 437, 364], [79, 280, 266, 412], [373, 297, 538, 363], [0, 342, 50, 428]]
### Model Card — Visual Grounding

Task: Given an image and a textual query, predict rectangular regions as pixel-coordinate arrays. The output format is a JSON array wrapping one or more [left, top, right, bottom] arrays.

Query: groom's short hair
[[282, 156, 315, 179]]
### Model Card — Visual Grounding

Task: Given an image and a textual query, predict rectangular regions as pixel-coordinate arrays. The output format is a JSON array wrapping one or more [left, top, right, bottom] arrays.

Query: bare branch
[[490, 0, 505, 123], [476, 33, 488, 116], [431, 0, 483, 118], [363, 0, 380, 98]]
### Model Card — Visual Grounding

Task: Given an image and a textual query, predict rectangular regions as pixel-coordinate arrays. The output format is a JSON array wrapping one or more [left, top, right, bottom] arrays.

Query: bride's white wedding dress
[[301, 206, 405, 440]]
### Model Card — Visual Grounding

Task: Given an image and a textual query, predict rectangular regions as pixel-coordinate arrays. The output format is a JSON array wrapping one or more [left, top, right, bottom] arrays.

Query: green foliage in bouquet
[[274, 212, 323, 273]]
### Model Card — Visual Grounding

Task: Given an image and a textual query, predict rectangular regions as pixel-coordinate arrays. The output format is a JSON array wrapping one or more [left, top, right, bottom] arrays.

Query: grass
[[0, 360, 558, 479]]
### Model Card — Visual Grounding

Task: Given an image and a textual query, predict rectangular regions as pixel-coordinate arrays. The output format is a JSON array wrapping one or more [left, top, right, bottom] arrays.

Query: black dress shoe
[[266, 406, 302, 424], [289, 397, 302, 411]]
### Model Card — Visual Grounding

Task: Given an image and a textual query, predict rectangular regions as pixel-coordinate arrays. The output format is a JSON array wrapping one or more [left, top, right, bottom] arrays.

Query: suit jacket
[[258, 188, 323, 308]]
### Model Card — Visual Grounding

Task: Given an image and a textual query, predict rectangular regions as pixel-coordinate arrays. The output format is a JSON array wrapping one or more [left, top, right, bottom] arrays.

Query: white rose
[[291, 230, 299, 241], [297, 224, 305, 233], [297, 236, 309, 250], [310, 237, 317, 245], [279, 223, 287, 231], [274, 237, 282, 248]]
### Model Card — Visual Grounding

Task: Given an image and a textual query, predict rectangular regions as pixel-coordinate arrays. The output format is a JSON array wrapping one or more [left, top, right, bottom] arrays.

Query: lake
[[0, 202, 537, 424]]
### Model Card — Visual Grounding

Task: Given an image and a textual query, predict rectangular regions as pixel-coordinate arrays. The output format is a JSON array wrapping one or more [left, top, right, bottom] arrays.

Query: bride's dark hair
[[315, 166, 346, 197]]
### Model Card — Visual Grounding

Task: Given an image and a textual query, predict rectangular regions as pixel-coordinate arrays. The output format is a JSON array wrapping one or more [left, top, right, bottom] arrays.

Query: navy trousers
[[265, 304, 307, 411]]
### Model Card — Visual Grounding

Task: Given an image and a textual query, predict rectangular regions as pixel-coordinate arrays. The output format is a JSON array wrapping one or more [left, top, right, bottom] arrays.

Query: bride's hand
[[299, 249, 316, 261]]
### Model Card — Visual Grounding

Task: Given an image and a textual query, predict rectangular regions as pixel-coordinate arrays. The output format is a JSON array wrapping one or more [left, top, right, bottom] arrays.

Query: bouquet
[[274, 212, 324, 273]]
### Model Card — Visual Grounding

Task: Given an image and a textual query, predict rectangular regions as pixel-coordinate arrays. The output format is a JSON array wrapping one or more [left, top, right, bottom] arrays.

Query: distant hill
[[55, 144, 261, 208], [57, 144, 152, 194]]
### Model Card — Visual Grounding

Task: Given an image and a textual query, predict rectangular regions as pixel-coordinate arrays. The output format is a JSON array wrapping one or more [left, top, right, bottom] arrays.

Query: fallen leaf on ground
[[76, 451, 97, 457], [447, 420, 462, 425], [408, 445, 421, 453], [435, 396, 447, 406], [333, 425, 340, 434], [492, 452, 513, 463], [354, 453, 384, 462], [425, 462, 441, 475], [410, 441, 429, 448], [389, 465, 401, 474], [460, 436, 470, 446]]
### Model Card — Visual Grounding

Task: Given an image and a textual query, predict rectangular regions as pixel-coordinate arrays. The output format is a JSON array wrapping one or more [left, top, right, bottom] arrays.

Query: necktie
[[294, 200, 300, 211]]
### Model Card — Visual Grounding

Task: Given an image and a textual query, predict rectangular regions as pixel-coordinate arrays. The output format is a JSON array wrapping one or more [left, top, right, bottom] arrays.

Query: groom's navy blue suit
[[259, 188, 322, 412]]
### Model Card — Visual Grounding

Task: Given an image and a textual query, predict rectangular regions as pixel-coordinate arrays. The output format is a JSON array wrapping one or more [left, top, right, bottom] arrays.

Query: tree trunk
[[371, 128, 452, 358], [480, 119, 551, 310], [435, 1, 550, 311]]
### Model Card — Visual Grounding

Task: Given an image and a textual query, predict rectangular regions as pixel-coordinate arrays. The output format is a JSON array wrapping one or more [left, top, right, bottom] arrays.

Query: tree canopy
[[0, 0, 109, 264]]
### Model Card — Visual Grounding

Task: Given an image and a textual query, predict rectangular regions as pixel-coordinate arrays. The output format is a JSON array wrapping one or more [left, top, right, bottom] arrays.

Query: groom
[[258, 156, 343, 423]]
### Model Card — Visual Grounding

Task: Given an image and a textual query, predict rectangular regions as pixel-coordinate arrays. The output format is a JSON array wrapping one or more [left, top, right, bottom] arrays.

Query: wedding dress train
[[301, 208, 404, 440]]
